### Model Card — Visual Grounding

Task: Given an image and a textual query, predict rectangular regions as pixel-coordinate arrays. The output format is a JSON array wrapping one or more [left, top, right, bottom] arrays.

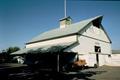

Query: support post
[[57, 53, 59, 72]]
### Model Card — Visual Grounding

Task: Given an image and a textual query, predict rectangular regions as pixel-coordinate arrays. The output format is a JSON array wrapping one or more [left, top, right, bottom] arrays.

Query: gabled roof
[[27, 15, 110, 44]]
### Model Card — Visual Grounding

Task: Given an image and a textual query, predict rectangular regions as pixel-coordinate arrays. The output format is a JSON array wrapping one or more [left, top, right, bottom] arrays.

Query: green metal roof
[[27, 15, 103, 44]]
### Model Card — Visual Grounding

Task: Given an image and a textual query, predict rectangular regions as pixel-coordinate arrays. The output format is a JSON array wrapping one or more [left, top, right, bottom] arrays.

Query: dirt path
[[81, 66, 120, 80]]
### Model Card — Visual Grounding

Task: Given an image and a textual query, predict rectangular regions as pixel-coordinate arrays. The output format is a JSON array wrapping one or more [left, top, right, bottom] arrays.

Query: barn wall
[[99, 54, 107, 66], [65, 23, 111, 66], [68, 36, 111, 54], [26, 35, 77, 48], [87, 54, 96, 66], [64, 35, 111, 66], [66, 23, 111, 54], [105, 54, 120, 66], [82, 23, 110, 43]]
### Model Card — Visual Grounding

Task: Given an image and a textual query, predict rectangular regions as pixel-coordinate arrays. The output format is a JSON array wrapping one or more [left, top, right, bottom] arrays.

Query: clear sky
[[0, 0, 120, 51]]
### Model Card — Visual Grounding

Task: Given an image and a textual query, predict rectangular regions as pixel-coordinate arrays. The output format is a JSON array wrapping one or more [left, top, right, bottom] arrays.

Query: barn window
[[95, 46, 101, 52], [108, 54, 111, 57], [92, 19, 100, 28]]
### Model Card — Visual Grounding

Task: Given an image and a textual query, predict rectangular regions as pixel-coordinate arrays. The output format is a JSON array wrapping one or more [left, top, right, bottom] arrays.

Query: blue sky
[[0, 0, 120, 51]]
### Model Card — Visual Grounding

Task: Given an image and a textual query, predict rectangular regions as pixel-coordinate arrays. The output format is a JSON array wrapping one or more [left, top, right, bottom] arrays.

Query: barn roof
[[26, 15, 110, 44]]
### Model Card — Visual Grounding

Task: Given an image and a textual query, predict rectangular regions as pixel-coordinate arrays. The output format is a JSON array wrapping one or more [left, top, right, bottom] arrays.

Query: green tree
[[6, 46, 20, 54], [0, 46, 20, 63]]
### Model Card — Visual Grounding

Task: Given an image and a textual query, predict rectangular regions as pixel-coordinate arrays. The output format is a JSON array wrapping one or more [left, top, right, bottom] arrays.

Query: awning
[[11, 42, 77, 55]]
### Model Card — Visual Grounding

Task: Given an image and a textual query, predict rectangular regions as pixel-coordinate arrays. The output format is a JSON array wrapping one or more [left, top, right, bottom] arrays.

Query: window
[[108, 54, 111, 58], [95, 46, 101, 52], [92, 19, 100, 28]]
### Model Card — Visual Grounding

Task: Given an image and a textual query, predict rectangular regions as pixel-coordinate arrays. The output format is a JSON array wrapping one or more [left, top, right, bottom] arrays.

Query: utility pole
[[64, 0, 67, 18]]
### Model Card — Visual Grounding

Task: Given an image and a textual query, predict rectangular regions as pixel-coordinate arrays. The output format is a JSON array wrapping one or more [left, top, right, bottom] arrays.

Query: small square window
[[108, 55, 111, 57], [95, 46, 101, 52]]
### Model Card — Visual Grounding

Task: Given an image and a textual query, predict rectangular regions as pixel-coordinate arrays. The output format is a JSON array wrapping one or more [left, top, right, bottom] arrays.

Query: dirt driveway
[[81, 66, 120, 80]]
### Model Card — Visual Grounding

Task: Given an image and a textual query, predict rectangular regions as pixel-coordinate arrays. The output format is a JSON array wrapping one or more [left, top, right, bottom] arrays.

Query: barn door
[[96, 53, 99, 66], [95, 46, 101, 67]]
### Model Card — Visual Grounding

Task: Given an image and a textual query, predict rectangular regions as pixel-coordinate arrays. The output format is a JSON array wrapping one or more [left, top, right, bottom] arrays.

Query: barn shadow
[[60, 70, 107, 80], [7, 67, 107, 80]]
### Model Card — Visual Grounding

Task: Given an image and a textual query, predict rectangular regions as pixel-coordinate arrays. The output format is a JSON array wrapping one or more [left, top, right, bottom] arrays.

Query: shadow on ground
[[0, 64, 107, 80], [61, 70, 106, 80], [0, 68, 107, 80]]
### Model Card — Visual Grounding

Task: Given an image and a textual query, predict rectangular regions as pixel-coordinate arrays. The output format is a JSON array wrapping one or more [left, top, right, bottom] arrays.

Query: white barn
[[12, 15, 112, 67]]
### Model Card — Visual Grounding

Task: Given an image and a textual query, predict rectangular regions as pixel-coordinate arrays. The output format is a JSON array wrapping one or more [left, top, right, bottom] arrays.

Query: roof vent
[[59, 16, 72, 29]]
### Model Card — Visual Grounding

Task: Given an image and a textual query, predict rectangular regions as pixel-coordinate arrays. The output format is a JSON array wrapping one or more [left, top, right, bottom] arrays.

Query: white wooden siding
[[106, 54, 120, 66], [26, 35, 77, 48], [68, 22, 112, 54], [82, 23, 110, 43], [66, 36, 111, 54], [64, 23, 111, 66]]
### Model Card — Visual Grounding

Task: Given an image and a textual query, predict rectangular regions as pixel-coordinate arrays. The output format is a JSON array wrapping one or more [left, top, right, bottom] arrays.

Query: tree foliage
[[0, 46, 20, 63], [6, 46, 20, 54], [0, 46, 20, 54]]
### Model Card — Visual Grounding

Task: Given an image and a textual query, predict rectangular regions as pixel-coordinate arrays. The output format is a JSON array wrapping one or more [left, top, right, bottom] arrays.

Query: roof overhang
[[11, 41, 77, 55]]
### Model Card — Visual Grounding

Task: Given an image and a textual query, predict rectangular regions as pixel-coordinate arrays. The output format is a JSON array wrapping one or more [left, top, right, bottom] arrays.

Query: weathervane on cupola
[[59, 0, 72, 29]]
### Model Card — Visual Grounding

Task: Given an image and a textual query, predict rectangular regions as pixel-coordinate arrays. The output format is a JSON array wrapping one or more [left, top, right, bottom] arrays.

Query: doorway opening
[[94, 46, 101, 67]]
